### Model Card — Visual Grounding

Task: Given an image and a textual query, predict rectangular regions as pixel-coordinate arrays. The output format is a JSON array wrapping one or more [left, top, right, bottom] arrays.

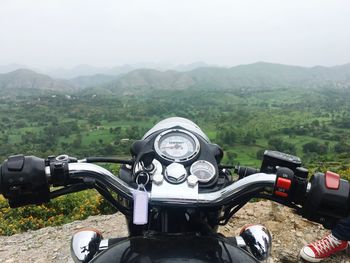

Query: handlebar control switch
[[0, 155, 50, 208], [273, 167, 294, 198], [325, 171, 340, 190], [7, 155, 25, 171]]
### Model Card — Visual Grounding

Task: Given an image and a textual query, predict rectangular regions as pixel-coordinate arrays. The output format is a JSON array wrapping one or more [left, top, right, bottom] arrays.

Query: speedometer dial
[[154, 129, 200, 162]]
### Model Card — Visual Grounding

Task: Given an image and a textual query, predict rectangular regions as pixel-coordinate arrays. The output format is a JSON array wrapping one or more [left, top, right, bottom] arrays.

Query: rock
[[279, 250, 300, 263], [246, 208, 254, 216], [296, 231, 303, 237]]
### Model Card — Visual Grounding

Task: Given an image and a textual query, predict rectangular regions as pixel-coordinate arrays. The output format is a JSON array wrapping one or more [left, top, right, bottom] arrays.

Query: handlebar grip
[[235, 166, 260, 179], [301, 171, 350, 229], [0, 155, 50, 207]]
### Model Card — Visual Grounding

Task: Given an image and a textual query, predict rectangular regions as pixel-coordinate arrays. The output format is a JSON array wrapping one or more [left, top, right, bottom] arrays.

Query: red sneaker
[[300, 233, 348, 262]]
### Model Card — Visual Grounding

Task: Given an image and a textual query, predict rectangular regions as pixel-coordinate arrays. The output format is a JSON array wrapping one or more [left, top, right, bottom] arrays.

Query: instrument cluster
[[127, 128, 220, 189], [153, 128, 217, 185]]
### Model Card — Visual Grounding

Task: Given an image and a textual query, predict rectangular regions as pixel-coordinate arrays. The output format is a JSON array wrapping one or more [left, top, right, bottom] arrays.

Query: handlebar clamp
[[49, 157, 70, 186]]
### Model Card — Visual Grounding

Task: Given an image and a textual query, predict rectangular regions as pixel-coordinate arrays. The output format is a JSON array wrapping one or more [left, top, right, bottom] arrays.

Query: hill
[[45, 64, 134, 79], [99, 62, 350, 95], [67, 74, 118, 88], [107, 69, 196, 93], [0, 69, 75, 95]]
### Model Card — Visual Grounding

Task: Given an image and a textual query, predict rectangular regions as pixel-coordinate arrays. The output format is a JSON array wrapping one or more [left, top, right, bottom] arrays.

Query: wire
[[95, 182, 131, 216], [49, 184, 93, 198], [85, 157, 134, 165]]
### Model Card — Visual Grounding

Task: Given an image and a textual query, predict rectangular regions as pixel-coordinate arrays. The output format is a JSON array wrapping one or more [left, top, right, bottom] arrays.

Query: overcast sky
[[1, 0, 350, 69]]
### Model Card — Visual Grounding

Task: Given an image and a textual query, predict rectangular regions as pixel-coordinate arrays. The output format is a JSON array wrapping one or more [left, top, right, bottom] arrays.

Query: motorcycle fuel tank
[[91, 234, 259, 263]]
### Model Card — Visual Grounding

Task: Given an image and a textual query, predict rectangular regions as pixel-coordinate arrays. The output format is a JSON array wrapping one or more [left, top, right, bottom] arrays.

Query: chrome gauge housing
[[154, 129, 200, 162], [190, 160, 216, 183]]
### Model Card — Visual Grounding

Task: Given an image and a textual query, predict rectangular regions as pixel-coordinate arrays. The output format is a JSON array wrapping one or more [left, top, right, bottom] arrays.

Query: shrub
[[0, 190, 116, 236], [337, 167, 350, 181]]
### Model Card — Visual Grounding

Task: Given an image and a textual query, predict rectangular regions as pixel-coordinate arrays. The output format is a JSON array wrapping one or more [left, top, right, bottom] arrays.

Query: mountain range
[[1, 62, 350, 96], [0, 62, 212, 78]]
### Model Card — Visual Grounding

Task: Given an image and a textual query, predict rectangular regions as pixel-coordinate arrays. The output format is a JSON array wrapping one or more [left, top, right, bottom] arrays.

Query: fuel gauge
[[190, 160, 216, 183]]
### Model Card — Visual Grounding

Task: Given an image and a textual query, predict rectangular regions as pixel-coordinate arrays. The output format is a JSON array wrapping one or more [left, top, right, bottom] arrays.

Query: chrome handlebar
[[67, 163, 276, 207], [68, 163, 134, 199]]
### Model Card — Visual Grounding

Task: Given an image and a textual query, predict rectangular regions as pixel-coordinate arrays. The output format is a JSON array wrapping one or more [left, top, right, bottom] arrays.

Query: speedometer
[[154, 129, 200, 162]]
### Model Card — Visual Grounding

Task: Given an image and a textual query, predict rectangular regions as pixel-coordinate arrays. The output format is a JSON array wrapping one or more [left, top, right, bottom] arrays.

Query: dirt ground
[[0, 201, 348, 262]]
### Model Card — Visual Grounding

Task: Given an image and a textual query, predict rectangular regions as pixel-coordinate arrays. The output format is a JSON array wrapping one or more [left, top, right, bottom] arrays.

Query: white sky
[[0, 0, 350, 68]]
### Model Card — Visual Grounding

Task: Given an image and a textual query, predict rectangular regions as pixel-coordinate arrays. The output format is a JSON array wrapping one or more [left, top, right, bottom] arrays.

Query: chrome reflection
[[71, 229, 103, 263], [165, 162, 188, 184], [142, 117, 210, 142], [239, 224, 272, 261]]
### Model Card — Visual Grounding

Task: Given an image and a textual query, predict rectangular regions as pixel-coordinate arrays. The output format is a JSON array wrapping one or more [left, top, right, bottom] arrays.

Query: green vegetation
[[1, 84, 350, 235], [0, 191, 116, 235], [0, 86, 350, 167]]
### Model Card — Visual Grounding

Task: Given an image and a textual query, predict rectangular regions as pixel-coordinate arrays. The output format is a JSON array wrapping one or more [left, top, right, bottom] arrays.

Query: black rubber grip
[[236, 166, 260, 179]]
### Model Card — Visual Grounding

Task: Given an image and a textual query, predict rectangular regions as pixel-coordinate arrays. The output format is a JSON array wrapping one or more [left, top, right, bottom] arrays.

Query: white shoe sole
[[299, 248, 322, 262]]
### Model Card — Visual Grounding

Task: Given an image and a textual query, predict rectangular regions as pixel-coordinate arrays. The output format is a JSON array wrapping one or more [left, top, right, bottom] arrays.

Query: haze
[[1, 0, 350, 69]]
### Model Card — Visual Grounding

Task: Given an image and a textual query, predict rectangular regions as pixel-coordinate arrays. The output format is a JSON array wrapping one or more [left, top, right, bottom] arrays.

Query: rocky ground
[[0, 201, 349, 263]]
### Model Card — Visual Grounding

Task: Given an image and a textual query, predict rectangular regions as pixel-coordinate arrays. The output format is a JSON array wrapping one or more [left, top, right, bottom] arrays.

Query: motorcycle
[[0, 117, 349, 262]]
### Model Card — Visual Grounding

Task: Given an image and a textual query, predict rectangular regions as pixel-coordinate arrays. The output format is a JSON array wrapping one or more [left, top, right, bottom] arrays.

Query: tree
[[125, 126, 141, 140], [216, 127, 237, 146], [302, 141, 328, 155], [242, 131, 256, 145], [334, 143, 350, 154], [311, 119, 320, 127], [268, 138, 296, 155], [256, 149, 265, 160], [72, 133, 82, 149]]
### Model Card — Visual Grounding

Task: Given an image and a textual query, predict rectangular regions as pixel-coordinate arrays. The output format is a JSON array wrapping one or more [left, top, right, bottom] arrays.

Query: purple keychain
[[132, 184, 149, 225]]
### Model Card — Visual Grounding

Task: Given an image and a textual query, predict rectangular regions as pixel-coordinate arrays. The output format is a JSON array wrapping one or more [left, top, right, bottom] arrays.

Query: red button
[[276, 178, 292, 190], [325, 171, 340, 190], [275, 191, 288, 197]]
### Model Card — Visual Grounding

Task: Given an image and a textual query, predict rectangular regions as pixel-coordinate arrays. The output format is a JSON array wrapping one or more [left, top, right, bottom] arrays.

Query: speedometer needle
[[161, 146, 176, 149], [161, 144, 183, 150]]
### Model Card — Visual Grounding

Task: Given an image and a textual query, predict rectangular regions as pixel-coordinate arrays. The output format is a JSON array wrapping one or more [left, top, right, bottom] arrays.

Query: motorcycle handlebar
[[1, 155, 349, 229], [0, 157, 277, 207], [68, 162, 277, 206]]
